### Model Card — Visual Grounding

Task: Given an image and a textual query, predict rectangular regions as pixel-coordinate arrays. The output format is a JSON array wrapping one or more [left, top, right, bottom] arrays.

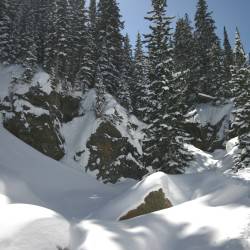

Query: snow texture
[[0, 125, 249, 250]]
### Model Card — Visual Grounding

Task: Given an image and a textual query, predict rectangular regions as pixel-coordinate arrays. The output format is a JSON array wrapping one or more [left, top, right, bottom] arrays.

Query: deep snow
[[0, 125, 249, 250]]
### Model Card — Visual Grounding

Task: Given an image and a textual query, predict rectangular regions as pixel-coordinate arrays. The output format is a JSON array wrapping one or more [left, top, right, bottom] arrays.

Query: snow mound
[[0, 204, 69, 250], [72, 175, 250, 250]]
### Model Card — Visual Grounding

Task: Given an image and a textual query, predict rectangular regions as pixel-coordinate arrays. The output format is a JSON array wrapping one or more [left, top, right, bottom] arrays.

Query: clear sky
[[117, 0, 250, 52]]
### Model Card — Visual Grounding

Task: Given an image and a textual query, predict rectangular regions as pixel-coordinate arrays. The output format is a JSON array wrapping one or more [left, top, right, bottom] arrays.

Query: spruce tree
[[173, 14, 196, 103], [44, 0, 74, 90], [132, 33, 150, 121], [0, 0, 14, 64], [95, 67, 106, 118], [194, 0, 220, 96], [234, 27, 247, 68], [17, 0, 37, 82], [223, 27, 234, 83], [119, 34, 133, 111], [96, 0, 124, 97], [71, 0, 95, 91], [230, 28, 248, 98], [230, 29, 250, 171], [143, 0, 192, 173]]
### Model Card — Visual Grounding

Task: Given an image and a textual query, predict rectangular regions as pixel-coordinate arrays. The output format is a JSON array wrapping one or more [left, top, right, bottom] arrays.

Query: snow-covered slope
[[61, 89, 147, 182], [0, 124, 249, 250]]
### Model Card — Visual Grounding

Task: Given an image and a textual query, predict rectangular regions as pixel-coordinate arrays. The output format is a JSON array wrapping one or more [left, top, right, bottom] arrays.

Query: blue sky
[[117, 0, 250, 52]]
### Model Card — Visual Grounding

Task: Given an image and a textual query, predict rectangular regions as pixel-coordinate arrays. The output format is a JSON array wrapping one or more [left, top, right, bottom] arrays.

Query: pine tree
[[34, 0, 52, 65], [143, 0, 192, 173], [173, 14, 196, 104], [17, 0, 37, 82], [132, 33, 150, 121], [95, 67, 106, 118], [223, 27, 234, 83], [96, 0, 124, 97], [230, 28, 248, 98], [230, 29, 250, 171], [0, 0, 14, 64], [194, 0, 220, 96], [234, 27, 247, 68], [44, 0, 73, 89], [119, 34, 133, 111], [174, 14, 195, 72], [71, 0, 95, 91]]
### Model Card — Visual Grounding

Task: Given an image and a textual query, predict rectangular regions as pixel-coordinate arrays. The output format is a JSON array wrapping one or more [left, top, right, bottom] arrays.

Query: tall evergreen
[[234, 27, 247, 68], [173, 14, 196, 103], [194, 0, 220, 96], [71, 0, 95, 91], [95, 67, 106, 118], [44, 0, 74, 90], [174, 14, 195, 72], [132, 33, 150, 121], [17, 0, 37, 82], [143, 0, 191, 173], [230, 28, 248, 98], [223, 27, 234, 82], [96, 0, 124, 97], [0, 0, 14, 64], [119, 34, 133, 111], [230, 29, 250, 171]]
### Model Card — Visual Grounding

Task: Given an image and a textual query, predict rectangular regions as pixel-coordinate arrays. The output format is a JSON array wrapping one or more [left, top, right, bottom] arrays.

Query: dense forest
[[0, 0, 249, 174]]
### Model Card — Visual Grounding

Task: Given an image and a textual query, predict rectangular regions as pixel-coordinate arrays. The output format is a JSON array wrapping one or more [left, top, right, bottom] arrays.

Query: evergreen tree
[[143, 0, 192, 173], [34, 0, 52, 65], [119, 34, 133, 111], [194, 0, 220, 96], [174, 14, 195, 72], [95, 67, 106, 118], [173, 14, 196, 103], [234, 27, 247, 68], [230, 28, 248, 98], [230, 29, 250, 171], [71, 0, 95, 90], [17, 0, 37, 82], [96, 0, 124, 97], [223, 27, 234, 83], [0, 0, 14, 64], [132, 33, 150, 121]]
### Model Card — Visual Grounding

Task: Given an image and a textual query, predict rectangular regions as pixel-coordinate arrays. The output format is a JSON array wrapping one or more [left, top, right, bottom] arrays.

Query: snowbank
[[0, 204, 69, 250]]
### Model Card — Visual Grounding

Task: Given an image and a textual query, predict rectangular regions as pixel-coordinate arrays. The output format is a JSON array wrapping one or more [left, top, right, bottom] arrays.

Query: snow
[[0, 64, 24, 100], [0, 204, 70, 250], [61, 89, 98, 169], [0, 85, 250, 250], [187, 101, 234, 126], [61, 90, 146, 170], [0, 64, 52, 101], [14, 99, 49, 116]]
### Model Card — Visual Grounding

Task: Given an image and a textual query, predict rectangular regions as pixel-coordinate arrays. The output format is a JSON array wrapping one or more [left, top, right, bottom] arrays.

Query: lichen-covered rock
[[86, 121, 147, 183]]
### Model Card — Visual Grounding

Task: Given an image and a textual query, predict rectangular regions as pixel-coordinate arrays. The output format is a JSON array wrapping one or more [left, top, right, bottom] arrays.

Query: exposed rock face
[[119, 188, 172, 220], [2, 85, 81, 160], [87, 121, 147, 183]]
